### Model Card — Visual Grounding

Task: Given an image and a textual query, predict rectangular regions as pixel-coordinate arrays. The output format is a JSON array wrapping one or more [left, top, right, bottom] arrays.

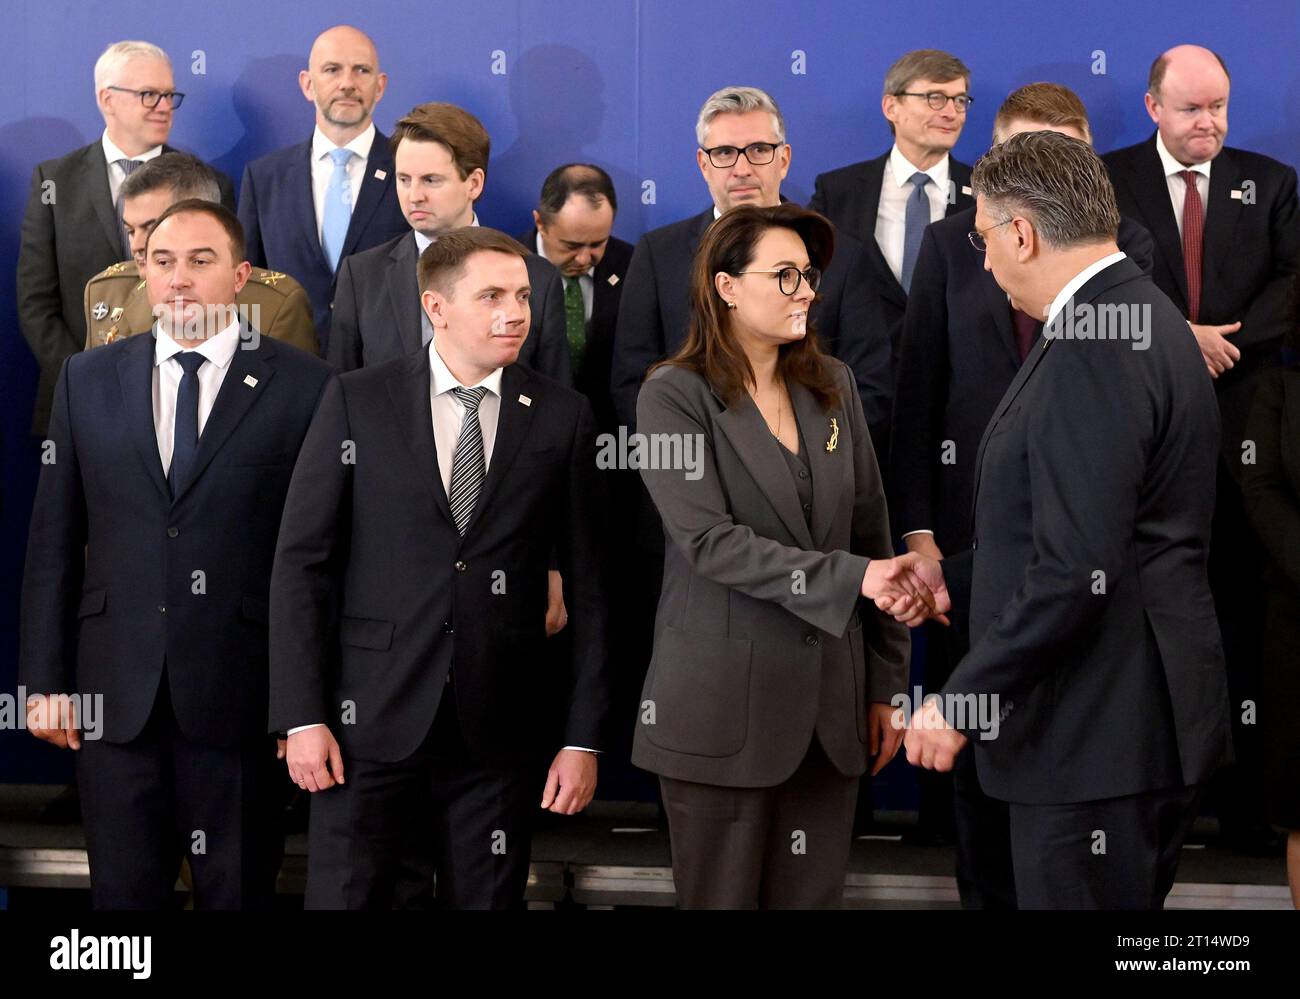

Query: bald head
[[300, 25, 387, 143], [1145, 44, 1229, 165]]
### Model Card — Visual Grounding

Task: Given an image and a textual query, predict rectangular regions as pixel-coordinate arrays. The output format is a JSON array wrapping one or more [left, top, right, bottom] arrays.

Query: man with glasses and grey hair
[[811, 50, 975, 366], [903, 130, 1231, 909], [611, 85, 891, 458], [18, 39, 234, 436]]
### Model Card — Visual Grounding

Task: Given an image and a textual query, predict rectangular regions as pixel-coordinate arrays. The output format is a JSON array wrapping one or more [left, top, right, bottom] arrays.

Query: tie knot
[[1180, 170, 1199, 187], [909, 171, 930, 191], [329, 148, 354, 168], [453, 386, 488, 412], [120, 159, 143, 175], [174, 351, 207, 375]]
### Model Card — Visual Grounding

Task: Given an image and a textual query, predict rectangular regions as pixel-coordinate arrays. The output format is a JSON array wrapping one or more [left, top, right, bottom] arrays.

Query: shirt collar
[[888, 144, 950, 189], [428, 337, 504, 399], [311, 121, 376, 163], [153, 315, 244, 370], [535, 229, 593, 280], [101, 130, 164, 167], [413, 212, 479, 256], [1045, 251, 1129, 329], [1155, 130, 1212, 180]]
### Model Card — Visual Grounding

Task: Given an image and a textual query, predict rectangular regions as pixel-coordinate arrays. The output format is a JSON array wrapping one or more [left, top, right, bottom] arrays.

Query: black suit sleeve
[[237, 165, 267, 270], [17, 164, 79, 399], [889, 225, 948, 540], [1241, 368, 1300, 589], [555, 398, 611, 749], [19, 358, 86, 695], [530, 264, 573, 387], [1236, 165, 1300, 351], [1118, 217, 1155, 275], [269, 375, 351, 733], [610, 236, 664, 429], [325, 257, 363, 371], [829, 236, 894, 461]]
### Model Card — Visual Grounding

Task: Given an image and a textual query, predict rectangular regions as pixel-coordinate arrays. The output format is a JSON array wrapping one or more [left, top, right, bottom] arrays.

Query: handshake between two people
[[860, 551, 951, 629]]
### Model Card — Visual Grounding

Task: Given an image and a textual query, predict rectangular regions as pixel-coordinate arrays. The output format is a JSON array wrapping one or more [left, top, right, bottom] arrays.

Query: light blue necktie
[[900, 171, 931, 293], [321, 148, 355, 272]]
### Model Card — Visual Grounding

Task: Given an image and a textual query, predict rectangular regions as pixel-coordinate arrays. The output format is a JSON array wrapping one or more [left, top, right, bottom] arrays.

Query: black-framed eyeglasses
[[699, 141, 783, 168], [896, 91, 972, 112], [968, 219, 1014, 251], [734, 265, 822, 296], [106, 86, 185, 109]]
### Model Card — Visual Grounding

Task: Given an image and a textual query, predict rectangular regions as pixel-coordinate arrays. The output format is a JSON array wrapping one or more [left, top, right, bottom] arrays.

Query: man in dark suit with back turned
[[904, 131, 1231, 909], [272, 227, 610, 909], [237, 25, 408, 350], [18, 39, 235, 436], [891, 83, 1154, 901], [327, 102, 571, 385], [518, 163, 633, 435], [1103, 45, 1300, 856], [810, 49, 975, 366], [612, 85, 891, 456], [20, 201, 334, 908]]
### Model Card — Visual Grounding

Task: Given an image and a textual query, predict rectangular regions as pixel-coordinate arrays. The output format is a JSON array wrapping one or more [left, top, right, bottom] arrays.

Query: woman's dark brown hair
[[651, 203, 843, 410]]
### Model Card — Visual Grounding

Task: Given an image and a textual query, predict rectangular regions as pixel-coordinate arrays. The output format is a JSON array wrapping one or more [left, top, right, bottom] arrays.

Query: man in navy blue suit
[[237, 25, 407, 350], [20, 200, 334, 909]]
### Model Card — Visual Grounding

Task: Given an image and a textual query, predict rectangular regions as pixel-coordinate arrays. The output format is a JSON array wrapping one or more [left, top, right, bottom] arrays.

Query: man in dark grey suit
[[17, 39, 234, 435], [905, 131, 1231, 909], [810, 49, 975, 363], [327, 102, 570, 384]]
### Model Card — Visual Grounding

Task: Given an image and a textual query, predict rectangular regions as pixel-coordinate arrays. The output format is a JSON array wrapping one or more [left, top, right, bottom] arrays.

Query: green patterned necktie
[[563, 277, 586, 375]]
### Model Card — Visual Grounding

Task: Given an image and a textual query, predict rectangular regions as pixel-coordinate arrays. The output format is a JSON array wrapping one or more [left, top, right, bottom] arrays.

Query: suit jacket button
[[454, 561, 467, 572], [158, 605, 166, 613], [804, 633, 819, 647], [442, 621, 453, 634], [166, 527, 179, 538]]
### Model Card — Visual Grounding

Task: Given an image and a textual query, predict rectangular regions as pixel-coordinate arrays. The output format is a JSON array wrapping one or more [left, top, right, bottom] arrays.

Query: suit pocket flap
[[341, 615, 395, 651], [77, 589, 106, 618], [241, 594, 269, 624]]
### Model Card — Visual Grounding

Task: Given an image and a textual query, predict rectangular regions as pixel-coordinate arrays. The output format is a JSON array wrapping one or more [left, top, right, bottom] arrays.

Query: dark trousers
[[305, 681, 536, 910], [953, 750, 1017, 909], [1007, 785, 1202, 909], [658, 734, 858, 909], [76, 672, 284, 910]]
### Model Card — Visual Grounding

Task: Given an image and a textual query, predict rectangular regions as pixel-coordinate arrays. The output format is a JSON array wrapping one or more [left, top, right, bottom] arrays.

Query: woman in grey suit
[[631, 203, 949, 908]]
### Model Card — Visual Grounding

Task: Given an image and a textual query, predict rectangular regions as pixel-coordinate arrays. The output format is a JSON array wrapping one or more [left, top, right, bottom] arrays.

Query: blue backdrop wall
[[3, 0, 1297, 784]]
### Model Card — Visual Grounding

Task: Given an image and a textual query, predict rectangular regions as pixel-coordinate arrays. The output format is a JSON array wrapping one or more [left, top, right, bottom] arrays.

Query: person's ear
[[422, 288, 447, 328], [298, 70, 314, 103], [715, 271, 738, 309], [1143, 92, 1161, 126], [1012, 218, 1035, 263]]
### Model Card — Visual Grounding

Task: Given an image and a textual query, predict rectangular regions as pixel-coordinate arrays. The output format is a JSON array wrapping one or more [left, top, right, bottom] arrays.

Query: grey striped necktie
[[448, 386, 489, 535], [117, 159, 144, 259]]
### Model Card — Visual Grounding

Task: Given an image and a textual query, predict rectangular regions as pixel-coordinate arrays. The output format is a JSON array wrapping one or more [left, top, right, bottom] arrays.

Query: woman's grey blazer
[[631, 359, 910, 787]]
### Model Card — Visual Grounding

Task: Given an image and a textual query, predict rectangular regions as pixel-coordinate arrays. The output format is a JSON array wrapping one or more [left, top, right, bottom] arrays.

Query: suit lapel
[[386, 348, 453, 528], [858, 155, 907, 307], [342, 130, 393, 259], [462, 365, 537, 538], [1201, 148, 1243, 318], [386, 233, 423, 354], [290, 139, 329, 274], [790, 382, 849, 548], [982, 273, 1021, 369], [716, 391, 815, 550], [86, 143, 125, 253], [1134, 135, 1189, 310], [115, 332, 170, 501], [945, 158, 974, 216], [172, 328, 276, 503]]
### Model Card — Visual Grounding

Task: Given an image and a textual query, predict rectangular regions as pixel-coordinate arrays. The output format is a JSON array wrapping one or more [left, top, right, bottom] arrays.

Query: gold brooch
[[826, 417, 840, 453]]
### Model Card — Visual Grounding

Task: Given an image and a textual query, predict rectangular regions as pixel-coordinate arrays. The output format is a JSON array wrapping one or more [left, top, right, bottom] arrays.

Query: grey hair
[[971, 130, 1119, 249], [695, 86, 786, 147], [94, 40, 171, 96]]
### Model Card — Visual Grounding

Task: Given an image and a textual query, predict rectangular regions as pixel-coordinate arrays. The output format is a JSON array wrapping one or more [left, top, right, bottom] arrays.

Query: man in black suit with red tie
[[891, 83, 1154, 902], [905, 131, 1231, 909], [1103, 45, 1300, 855], [20, 201, 334, 908], [271, 227, 610, 909], [809, 49, 975, 367]]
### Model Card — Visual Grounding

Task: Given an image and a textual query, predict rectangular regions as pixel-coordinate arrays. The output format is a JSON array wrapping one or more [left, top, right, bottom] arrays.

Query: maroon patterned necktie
[[1010, 306, 1041, 363], [1180, 171, 1204, 323]]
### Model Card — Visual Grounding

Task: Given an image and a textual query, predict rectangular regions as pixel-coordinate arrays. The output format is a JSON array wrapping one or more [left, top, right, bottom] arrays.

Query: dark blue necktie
[[169, 351, 207, 498], [900, 171, 931, 293]]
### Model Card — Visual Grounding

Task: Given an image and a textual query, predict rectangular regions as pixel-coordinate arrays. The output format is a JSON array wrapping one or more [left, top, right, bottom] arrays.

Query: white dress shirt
[[1155, 131, 1212, 239], [101, 131, 164, 205], [152, 318, 243, 475], [535, 230, 593, 320], [875, 145, 952, 285], [310, 122, 376, 243]]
